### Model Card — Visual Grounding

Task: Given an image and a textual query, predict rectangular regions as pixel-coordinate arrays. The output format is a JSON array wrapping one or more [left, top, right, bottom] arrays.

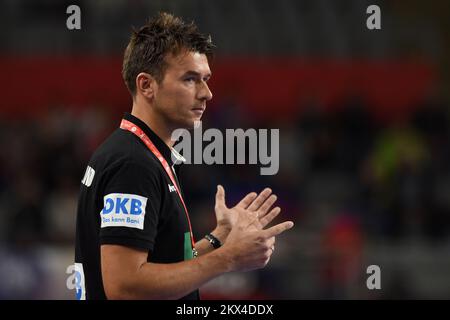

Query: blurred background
[[0, 0, 449, 299]]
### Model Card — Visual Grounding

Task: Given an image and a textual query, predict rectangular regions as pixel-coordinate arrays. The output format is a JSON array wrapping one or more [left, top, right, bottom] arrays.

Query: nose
[[198, 81, 213, 102]]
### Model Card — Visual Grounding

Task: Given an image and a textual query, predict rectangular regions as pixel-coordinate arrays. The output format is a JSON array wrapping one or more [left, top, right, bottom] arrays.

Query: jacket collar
[[123, 113, 186, 167]]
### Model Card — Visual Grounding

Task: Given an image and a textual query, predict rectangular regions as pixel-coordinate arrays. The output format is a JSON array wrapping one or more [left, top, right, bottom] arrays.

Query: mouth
[[191, 106, 205, 115]]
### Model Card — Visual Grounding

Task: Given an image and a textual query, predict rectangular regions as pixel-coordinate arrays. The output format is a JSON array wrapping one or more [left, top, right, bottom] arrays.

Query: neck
[[131, 102, 175, 148]]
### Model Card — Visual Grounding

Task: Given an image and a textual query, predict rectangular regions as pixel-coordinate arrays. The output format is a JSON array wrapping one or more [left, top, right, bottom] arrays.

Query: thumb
[[215, 185, 226, 208]]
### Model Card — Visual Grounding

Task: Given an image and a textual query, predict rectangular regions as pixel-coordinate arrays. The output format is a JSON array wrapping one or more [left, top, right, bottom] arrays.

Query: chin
[[190, 114, 204, 125], [176, 118, 200, 130], [191, 119, 202, 130]]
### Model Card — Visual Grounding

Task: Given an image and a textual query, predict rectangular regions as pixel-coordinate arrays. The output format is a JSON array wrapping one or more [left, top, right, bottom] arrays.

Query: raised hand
[[213, 185, 256, 234], [213, 185, 283, 241]]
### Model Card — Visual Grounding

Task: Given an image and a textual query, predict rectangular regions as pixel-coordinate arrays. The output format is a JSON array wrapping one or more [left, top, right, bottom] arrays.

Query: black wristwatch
[[205, 233, 222, 249]]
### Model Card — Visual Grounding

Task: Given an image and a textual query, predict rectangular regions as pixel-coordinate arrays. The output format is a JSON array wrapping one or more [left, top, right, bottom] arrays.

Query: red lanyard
[[120, 119, 195, 248]]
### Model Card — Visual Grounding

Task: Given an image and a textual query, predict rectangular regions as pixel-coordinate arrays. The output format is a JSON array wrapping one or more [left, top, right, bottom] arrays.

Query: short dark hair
[[122, 12, 214, 95]]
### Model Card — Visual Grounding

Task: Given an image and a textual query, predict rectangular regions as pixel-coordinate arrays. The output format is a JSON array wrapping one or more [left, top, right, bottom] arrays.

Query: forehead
[[165, 51, 211, 76]]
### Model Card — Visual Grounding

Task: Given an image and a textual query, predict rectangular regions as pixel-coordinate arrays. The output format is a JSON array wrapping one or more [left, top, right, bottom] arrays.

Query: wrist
[[205, 233, 222, 249], [212, 245, 234, 273], [210, 227, 229, 245]]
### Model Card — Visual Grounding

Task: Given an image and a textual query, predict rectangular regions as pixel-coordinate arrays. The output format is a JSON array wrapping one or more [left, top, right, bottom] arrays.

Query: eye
[[184, 77, 196, 83]]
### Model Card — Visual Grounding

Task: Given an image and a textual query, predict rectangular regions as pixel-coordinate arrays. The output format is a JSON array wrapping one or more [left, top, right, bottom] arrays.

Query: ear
[[135, 72, 156, 99]]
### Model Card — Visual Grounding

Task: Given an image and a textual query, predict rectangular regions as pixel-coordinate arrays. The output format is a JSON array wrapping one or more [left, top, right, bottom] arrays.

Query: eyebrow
[[182, 70, 212, 79]]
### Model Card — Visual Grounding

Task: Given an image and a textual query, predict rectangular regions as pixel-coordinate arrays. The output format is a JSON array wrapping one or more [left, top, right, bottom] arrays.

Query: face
[[152, 51, 213, 129]]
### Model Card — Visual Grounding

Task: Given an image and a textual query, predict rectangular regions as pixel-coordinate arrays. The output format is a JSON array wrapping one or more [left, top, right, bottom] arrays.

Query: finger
[[247, 188, 272, 211], [257, 194, 277, 218], [236, 192, 258, 209], [267, 236, 275, 247], [262, 221, 294, 238], [215, 185, 226, 209], [259, 207, 281, 228]]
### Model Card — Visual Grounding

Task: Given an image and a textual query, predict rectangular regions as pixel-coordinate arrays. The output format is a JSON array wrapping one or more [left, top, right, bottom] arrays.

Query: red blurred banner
[[0, 56, 435, 122]]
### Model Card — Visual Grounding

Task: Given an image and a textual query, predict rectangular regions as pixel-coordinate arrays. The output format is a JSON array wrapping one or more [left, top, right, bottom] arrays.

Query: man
[[74, 12, 293, 300]]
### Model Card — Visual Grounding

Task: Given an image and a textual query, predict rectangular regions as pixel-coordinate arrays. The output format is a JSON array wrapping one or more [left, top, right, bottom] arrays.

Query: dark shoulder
[[89, 128, 161, 177]]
